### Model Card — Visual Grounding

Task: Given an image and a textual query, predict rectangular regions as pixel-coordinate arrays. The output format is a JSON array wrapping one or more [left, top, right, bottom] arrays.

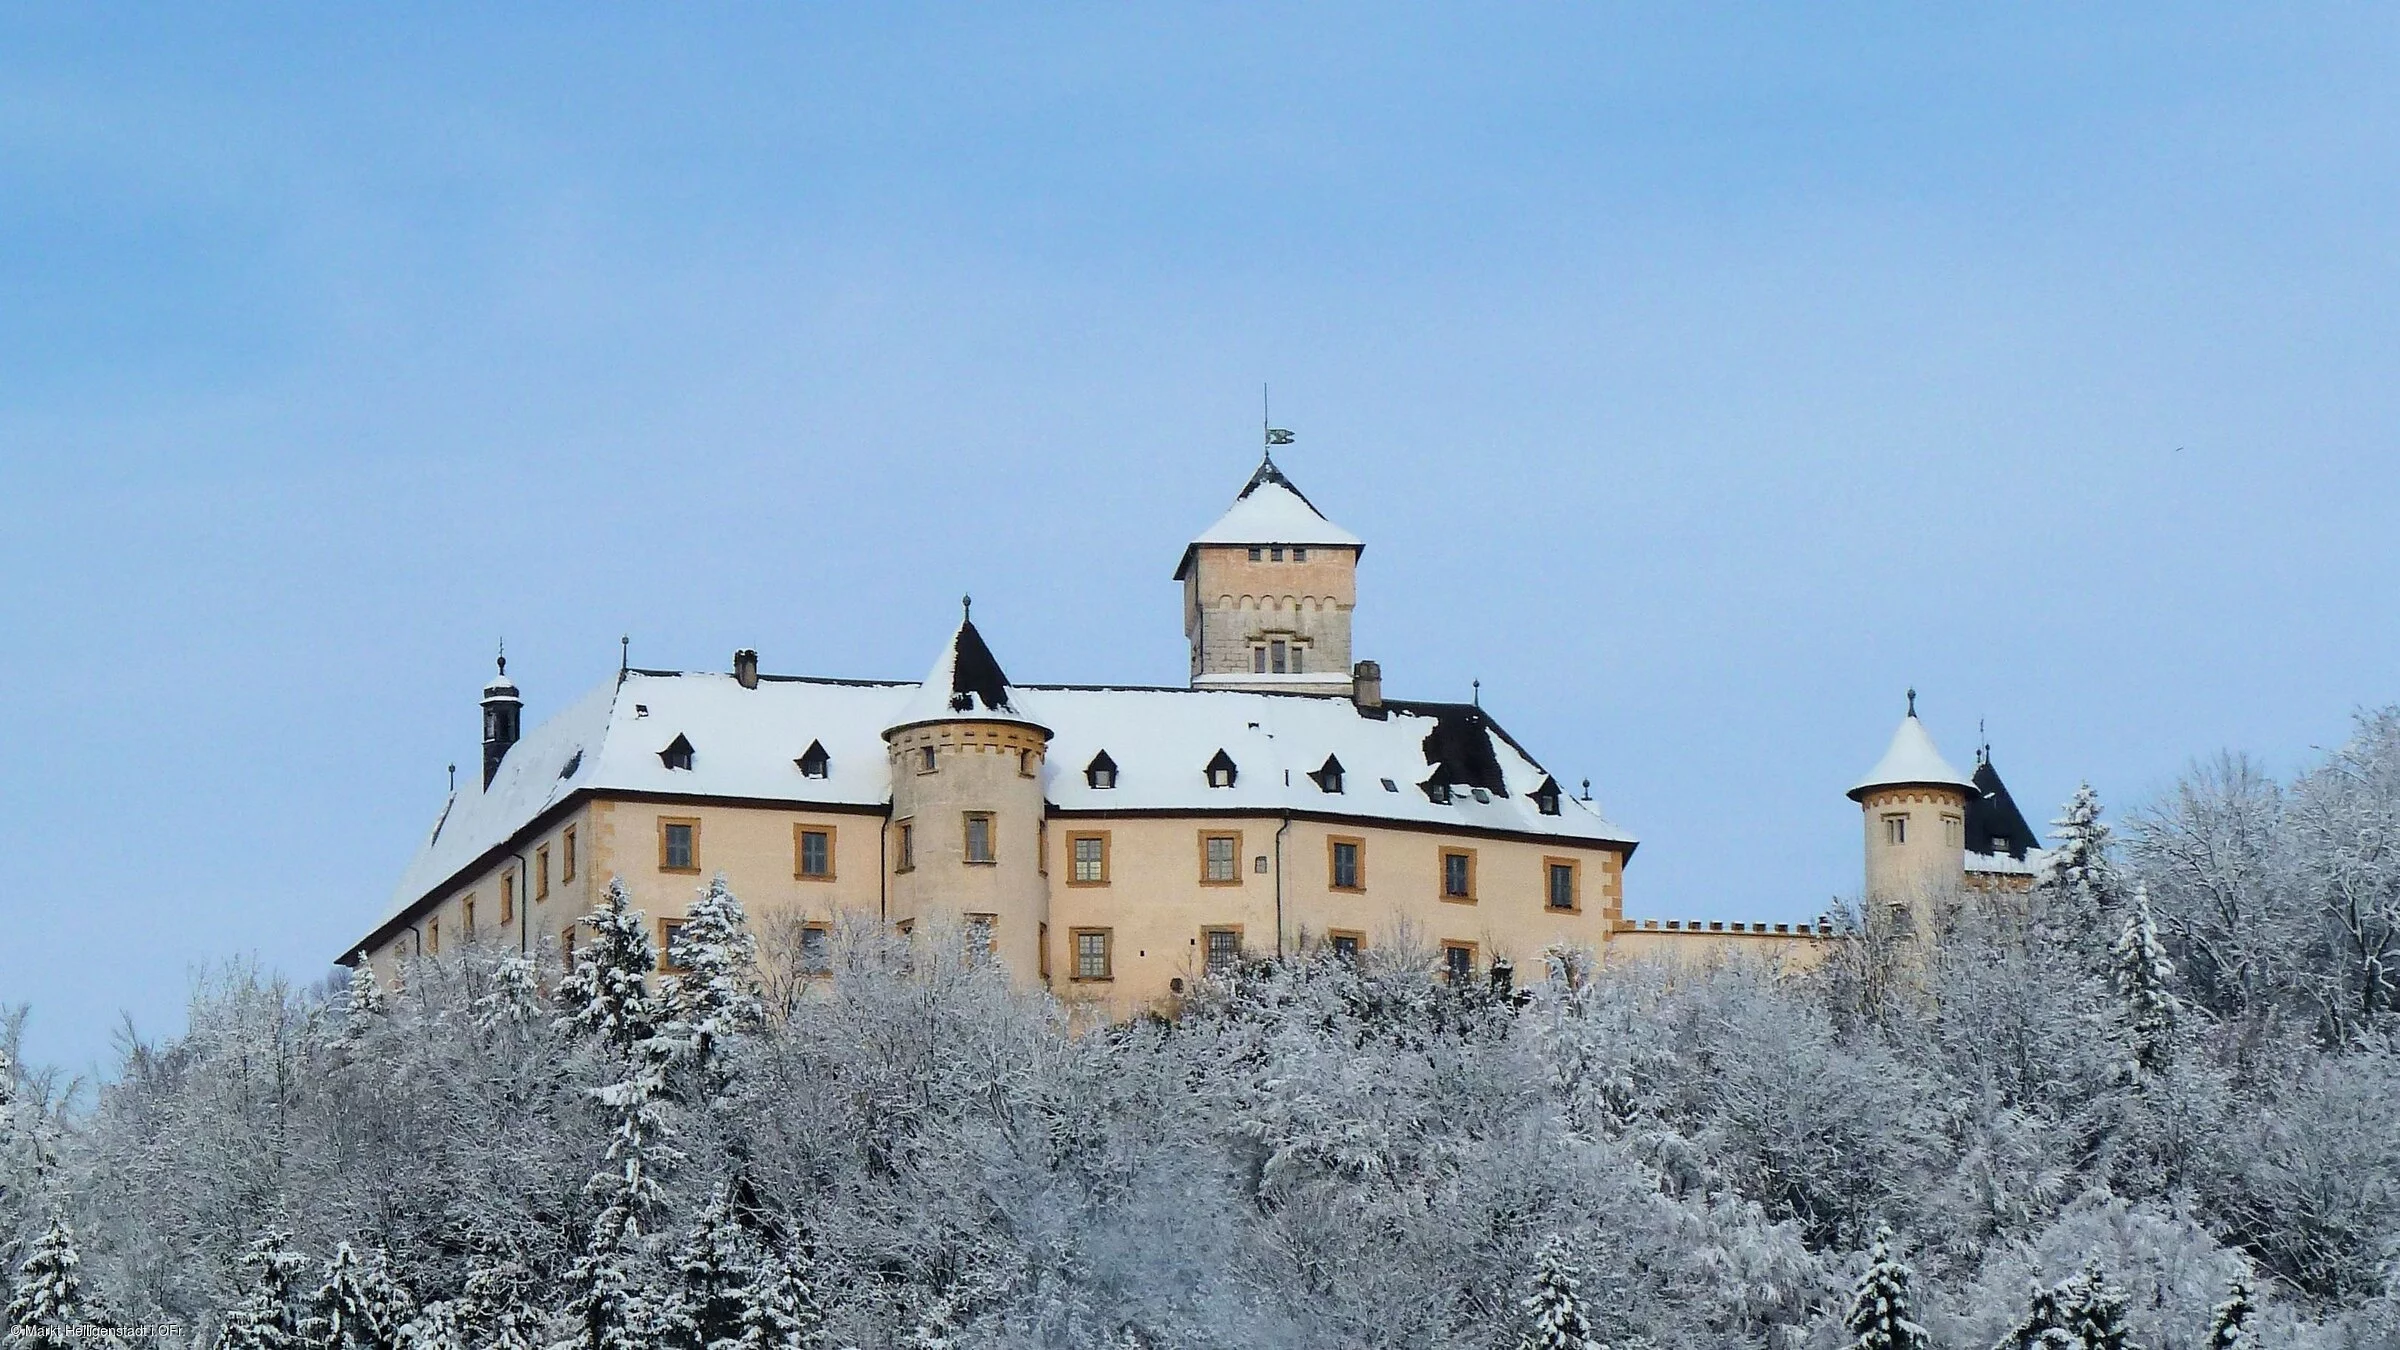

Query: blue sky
[[5, 7, 2397, 1072]]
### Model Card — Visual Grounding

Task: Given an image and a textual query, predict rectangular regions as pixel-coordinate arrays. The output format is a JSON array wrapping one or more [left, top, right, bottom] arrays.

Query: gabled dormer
[[795, 739, 831, 779]]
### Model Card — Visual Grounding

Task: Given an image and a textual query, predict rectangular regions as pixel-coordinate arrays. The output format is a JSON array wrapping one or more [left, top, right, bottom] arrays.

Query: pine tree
[[660, 875, 762, 1083], [556, 879, 661, 1057], [1842, 1225, 1929, 1350], [2059, 1261, 2131, 1350], [4, 1216, 108, 1350], [217, 1230, 312, 1350], [1993, 1278, 2076, 1350], [1516, 1235, 1597, 1350], [2042, 784, 2121, 920], [2205, 1279, 2258, 1350], [552, 1204, 658, 1350], [734, 1244, 828, 1350], [659, 1184, 753, 1350], [448, 1261, 540, 1350], [475, 954, 544, 1034], [305, 1243, 416, 1350], [2111, 887, 2180, 1079]]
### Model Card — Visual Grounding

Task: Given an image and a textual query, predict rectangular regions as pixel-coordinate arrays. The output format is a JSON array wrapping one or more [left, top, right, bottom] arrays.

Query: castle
[[348, 455, 2043, 1006]]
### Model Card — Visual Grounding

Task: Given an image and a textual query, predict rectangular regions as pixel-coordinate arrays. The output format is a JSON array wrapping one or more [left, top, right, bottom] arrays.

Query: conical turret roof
[[1173, 456, 1363, 580], [1848, 699, 1973, 802], [884, 608, 1048, 738]]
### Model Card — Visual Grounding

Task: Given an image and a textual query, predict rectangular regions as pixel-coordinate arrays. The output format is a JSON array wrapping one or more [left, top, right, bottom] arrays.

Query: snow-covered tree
[[474, 953, 544, 1034], [1993, 1278, 2075, 1350], [4, 1216, 108, 1350], [1517, 1235, 1598, 1350], [2044, 784, 2121, 922], [1843, 1226, 1928, 1350], [556, 879, 660, 1057], [660, 875, 761, 1084], [2111, 887, 2180, 1079], [217, 1230, 312, 1350], [735, 1245, 828, 1350], [2204, 1278, 2258, 1350], [2059, 1261, 2131, 1350], [658, 1184, 752, 1350], [304, 1243, 415, 1350]]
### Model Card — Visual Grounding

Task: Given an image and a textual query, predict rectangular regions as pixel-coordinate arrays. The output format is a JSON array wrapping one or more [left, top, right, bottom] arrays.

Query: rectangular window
[[964, 812, 996, 864], [1546, 858, 1581, 911], [660, 818, 700, 872], [896, 819, 915, 872], [1039, 821, 1048, 875], [535, 846, 550, 900], [462, 897, 477, 934], [1073, 927, 1113, 980], [1329, 930, 1363, 962], [1039, 922, 1051, 980], [964, 913, 996, 956], [1442, 942, 1476, 983], [1269, 546, 1284, 561], [1252, 647, 1267, 674], [427, 918, 440, 955], [497, 875, 512, 925], [1247, 546, 1263, 561], [659, 918, 690, 973], [1270, 640, 1288, 673], [562, 826, 577, 881], [1441, 848, 1477, 902], [919, 745, 938, 773], [796, 825, 835, 880], [560, 926, 575, 969], [1292, 547, 1308, 562], [799, 924, 831, 974], [1018, 748, 1037, 778], [1291, 645, 1303, 673], [1070, 833, 1109, 885], [1328, 836, 1364, 891], [1201, 832, 1241, 884], [1942, 814, 1962, 847], [1204, 926, 1242, 971], [1883, 813, 1908, 846]]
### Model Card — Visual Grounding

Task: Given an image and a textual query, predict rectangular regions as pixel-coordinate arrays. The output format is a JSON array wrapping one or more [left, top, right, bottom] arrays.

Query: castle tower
[[480, 654, 521, 788], [883, 604, 1053, 981], [1848, 691, 1974, 912], [1174, 455, 1364, 695]]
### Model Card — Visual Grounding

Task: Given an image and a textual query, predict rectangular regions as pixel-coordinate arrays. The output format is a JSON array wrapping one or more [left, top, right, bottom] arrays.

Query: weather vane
[[1263, 384, 1294, 459]]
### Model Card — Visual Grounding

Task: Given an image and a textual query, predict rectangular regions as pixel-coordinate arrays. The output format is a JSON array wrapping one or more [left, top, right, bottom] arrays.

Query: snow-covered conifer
[[305, 1242, 415, 1350], [1993, 1279, 2074, 1350], [1842, 1226, 1928, 1350], [2204, 1278, 2258, 1350], [2043, 784, 2120, 920], [448, 1262, 539, 1350], [735, 1244, 828, 1350], [552, 1205, 659, 1350], [217, 1230, 311, 1350], [2059, 1261, 2131, 1350], [475, 953, 544, 1034], [1517, 1235, 1597, 1350], [2110, 887, 2180, 1079], [4, 1216, 106, 1350], [660, 1184, 752, 1350], [556, 879, 660, 1057], [660, 875, 761, 1082]]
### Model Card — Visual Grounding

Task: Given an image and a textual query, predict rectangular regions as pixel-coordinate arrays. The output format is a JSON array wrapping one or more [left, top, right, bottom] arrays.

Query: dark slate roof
[[1966, 755, 2042, 859], [1414, 703, 1512, 797], [947, 619, 1013, 714]]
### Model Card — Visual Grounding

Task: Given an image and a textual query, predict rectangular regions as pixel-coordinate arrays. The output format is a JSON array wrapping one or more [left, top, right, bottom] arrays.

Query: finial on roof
[[496, 639, 506, 678], [1580, 777, 1592, 801], [447, 763, 455, 792], [1906, 687, 1917, 718], [1472, 678, 1481, 708], [620, 634, 629, 676], [961, 594, 973, 623]]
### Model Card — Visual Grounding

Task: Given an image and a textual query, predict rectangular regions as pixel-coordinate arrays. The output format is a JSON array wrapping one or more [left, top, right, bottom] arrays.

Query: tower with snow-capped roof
[[1176, 454, 1365, 695], [481, 654, 522, 789], [1848, 690, 1975, 913], [882, 601, 1053, 977]]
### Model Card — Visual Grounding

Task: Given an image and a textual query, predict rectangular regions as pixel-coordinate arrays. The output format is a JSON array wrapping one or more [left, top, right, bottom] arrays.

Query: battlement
[[1617, 917, 1835, 938]]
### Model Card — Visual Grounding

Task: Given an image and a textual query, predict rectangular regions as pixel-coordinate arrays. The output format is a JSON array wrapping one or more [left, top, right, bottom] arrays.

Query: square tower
[[1174, 458, 1363, 695]]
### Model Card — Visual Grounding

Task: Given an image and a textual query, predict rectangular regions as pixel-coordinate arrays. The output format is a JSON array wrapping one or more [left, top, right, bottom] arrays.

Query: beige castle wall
[[1606, 922, 1831, 970], [1040, 813, 1628, 1016], [1184, 543, 1358, 684], [1858, 785, 1970, 911], [885, 720, 1051, 978]]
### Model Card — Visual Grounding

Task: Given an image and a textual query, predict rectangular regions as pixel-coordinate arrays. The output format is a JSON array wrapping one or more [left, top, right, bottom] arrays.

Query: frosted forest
[[6, 713, 2400, 1350]]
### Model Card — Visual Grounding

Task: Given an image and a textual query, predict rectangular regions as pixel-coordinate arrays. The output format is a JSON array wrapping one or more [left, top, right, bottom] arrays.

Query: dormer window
[[795, 740, 831, 779], [1310, 755, 1345, 794], [1085, 750, 1118, 790], [1206, 750, 1239, 789], [659, 734, 695, 771], [1532, 777, 1562, 816], [1423, 780, 1453, 805]]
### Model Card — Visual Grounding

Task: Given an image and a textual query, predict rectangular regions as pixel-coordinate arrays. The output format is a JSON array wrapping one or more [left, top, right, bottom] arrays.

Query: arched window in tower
[[1205, 749, 1239, 789]]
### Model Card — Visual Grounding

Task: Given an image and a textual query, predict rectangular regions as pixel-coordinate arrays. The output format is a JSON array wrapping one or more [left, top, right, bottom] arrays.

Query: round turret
[[1850, 690, 1972, 912], [480, 651, 522, 789], [883, 603, 1052, 980]]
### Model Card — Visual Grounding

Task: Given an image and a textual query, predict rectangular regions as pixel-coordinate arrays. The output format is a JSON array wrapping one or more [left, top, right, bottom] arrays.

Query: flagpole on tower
[[1261, 384, 1294, 462]]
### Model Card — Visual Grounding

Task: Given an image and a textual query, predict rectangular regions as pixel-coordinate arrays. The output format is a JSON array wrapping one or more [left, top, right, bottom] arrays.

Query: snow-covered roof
[[1964, 847, 2049, 878], [1847, 711, 1973, 801], [366, 667, 1633, 954], [1174, 458, 1362, 579], [885, 616, 1045, 736]]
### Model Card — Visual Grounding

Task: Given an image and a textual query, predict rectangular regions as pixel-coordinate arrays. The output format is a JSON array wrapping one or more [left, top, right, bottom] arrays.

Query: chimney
[[733, 648, 760, 690], [1351, 660, 1383, 713]]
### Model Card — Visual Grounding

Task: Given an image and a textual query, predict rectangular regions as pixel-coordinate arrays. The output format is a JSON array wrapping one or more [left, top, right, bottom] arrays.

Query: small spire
[[1580, 777, 1592, 801], [619, 634, 629, 677], [1905, 687, 1917, 718], [496, 639, 506, 678], [447, 763, 456, 792], [1472, 678, 1481, 708], [961, 594, 973, 624]]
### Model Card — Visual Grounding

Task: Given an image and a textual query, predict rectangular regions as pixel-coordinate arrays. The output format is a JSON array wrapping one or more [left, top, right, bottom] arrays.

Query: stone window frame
[[1439, 846, 1479, 904], [658, 816, 702, 874], [1199, 830, 1244, 886], [1071, 926, 1114, 981], [963, 811, 998, 866], [1543, 856, 1583, 913], [795, 823, 838, 881], [1202, 924, 1244, 972], [1067, 831, 1111, 886], [894, 818, 916, 873], [1327, 834, 1366, 892], [1441, 939, 1479, 984]]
